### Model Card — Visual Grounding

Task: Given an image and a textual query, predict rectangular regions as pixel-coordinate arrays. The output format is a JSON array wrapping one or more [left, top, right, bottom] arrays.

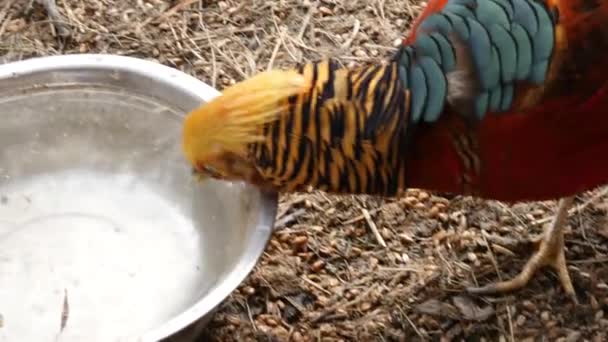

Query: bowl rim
[[0, 54, 278, 341]]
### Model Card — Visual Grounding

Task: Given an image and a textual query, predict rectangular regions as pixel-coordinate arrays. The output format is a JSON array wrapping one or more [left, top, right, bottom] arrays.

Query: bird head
[[182, 69, 307, 186]]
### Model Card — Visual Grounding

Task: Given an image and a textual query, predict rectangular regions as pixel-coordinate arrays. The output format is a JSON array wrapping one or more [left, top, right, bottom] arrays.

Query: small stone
[[541, 311, 551, 322], [516, 314, 526, 326], [595, 310, 604, 321], [467, 252, 478, 262], [292, 331, 304, 342], [418, 192, 430, 201], [522, 300, 536, 311], [360, 302, 372, 311], [414, 202, 426, 210], [566, 331, 582, 342], [429, 206, 440, 218], [292, 235, 308, 247], [398, 233, 414, 244], [243, 286, 255, 295], [318, 6, 333, 15], [311, 260, 325, 272], [591, 295, 600, 310], [401, 196, 418, 207], [381, 227, 393, 240]]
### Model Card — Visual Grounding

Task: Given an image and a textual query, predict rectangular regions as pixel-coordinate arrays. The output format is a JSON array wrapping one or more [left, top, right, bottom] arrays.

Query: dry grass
[[1, 0, 608, 341]]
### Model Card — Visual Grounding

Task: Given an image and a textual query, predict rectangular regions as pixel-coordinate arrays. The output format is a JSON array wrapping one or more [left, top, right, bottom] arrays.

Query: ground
[[1, 0, 607, 341]]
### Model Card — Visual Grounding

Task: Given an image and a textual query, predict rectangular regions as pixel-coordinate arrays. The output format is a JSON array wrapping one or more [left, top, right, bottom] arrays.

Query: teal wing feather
[[394, 0, 557, 123]]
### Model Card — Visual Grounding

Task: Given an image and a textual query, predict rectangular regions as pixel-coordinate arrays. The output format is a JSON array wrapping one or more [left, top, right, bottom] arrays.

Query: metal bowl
[[0, 54, 277, 342]]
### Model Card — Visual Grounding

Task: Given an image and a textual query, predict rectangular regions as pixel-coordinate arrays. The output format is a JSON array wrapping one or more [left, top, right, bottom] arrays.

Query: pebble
[[398, 233, 415, 244], [401, 196, 418, 207], [243, 286, 255, 295], [522, 300, 536, 311], [292, 331, 304, 342], [311, 260, 325, 272], [466, 252, 478, 262], [590, 295, 600, 310], [595, 310, 604, 321], [565, 331, 582, 342], [428, 206, 440, 218], [360, 302, 372, 311], [418, 191, 430, 201], [318, 6, 333, 15], [292, 235, 309, 247], [541, 311, 551, 322], [414, 202, 427, 210]]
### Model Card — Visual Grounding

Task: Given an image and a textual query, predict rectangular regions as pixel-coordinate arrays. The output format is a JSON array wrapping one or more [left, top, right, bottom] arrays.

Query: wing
[[394, 0, 558, 124]]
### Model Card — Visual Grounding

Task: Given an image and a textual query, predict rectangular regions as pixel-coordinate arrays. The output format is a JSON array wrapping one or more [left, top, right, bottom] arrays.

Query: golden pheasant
[[182, 0, 608, 302]]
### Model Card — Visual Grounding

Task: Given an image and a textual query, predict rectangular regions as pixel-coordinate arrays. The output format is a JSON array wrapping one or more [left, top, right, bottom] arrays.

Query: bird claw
[[466, 197, 578, 304], [465, 241, 578, 304]]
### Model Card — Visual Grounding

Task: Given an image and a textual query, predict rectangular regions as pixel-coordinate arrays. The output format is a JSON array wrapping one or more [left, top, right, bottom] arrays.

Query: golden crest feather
[[182, 69, 307, 166]]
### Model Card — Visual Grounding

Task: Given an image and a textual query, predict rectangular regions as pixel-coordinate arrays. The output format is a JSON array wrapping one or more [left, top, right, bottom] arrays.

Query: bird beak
[[191, 167, 208, 183]]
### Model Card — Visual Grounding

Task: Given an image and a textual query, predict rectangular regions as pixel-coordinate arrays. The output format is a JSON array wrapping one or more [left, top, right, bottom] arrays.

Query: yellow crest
[[182, 69, 307, 166]]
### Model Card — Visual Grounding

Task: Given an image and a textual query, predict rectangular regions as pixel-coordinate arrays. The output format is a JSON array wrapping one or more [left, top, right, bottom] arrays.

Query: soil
[[1, 0, 607, 341]]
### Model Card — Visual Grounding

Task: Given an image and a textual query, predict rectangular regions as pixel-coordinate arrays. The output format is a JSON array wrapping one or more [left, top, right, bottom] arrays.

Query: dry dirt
[[1, 0, 607, 341]]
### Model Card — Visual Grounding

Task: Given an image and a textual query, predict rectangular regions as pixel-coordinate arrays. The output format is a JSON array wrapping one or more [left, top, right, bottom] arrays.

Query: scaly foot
[[467, 196, 578, 304]]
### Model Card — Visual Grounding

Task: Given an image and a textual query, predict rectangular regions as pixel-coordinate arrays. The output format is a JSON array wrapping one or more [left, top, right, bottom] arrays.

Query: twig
[[342, 202, 397, 225], [340, 18, 360, 50], [0, 0, 16, 38], [311, 284, 378, 323], [296, 5, 315, 42], [159, 0, 198, 20], [481, 232, 504, 282], [570, 257, 608, 265], [301, 276, 332, 295], [481, 233, 515, 342], [267, 33, 282, 71], [400, 308, 424, 339], [200, 20, 217, 88], [276, 195, 308, 219], [275, 208, 307, 230], [270, 12, 298, 62], [362, 209, 387, 248], [60, 288, 69, 332], [245, 300, 257, 332], [505, 304, 516, 342], [531, 187, 608, 226]]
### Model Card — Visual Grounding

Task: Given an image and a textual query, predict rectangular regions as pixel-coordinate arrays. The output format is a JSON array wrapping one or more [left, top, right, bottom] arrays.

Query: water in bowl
[[0, 170, 204, 342]]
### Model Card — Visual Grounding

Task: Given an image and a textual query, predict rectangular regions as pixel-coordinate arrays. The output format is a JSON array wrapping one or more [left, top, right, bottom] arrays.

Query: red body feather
[[404, 0, 608, 202]]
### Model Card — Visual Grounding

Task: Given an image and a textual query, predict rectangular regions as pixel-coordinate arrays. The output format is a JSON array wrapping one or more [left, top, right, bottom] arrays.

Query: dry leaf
[[451, 296, 495, 322], [415, 299, 460, 320]]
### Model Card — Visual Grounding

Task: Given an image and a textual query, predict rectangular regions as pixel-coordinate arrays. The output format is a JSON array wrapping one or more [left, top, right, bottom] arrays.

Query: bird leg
[[33, 0, 71, 37], [467, 196, 578, 303]]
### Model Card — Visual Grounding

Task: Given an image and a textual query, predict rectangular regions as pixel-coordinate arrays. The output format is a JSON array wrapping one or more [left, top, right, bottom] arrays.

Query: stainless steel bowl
[[0, 54, 277, 342]]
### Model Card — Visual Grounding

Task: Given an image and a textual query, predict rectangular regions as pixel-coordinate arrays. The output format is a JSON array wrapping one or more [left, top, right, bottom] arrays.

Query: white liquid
[[0, 171, 203, 342]]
